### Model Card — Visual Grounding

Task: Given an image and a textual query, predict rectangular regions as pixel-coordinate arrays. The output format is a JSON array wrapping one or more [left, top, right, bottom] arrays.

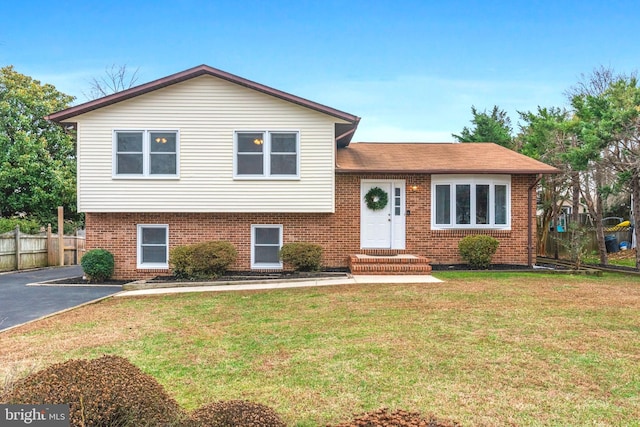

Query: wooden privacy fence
[[0, 225, 85, 272], [540, 226, 634, 257]]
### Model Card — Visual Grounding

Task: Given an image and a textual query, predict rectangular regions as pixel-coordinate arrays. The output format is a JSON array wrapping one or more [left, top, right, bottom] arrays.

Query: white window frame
[[136, 224, 169, 269], [251, 224, 283, 269], [431, 175, 511, 230], [234, 131, 300, 179], [113, 130, 180, 178]]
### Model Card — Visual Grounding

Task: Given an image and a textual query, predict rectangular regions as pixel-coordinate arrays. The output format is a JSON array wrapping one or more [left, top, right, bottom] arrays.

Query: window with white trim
[[432, 175, 510, 229], [137, 224, 169, 268], [251, 225, 283, 269], [114, 130, 178, 177], [235, 131, 299, 178]]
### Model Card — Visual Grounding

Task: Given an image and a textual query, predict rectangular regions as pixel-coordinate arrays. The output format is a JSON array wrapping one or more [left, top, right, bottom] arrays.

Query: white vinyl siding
[[74, 75, 342, 213], [431, 175, 511, 230]]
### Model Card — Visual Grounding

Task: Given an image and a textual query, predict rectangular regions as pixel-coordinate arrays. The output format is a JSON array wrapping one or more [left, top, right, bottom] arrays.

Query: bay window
[[432, 175, 510, 229]]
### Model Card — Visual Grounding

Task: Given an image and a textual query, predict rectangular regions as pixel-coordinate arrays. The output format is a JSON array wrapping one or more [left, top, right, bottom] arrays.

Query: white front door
[[361, 180, 406, 249]]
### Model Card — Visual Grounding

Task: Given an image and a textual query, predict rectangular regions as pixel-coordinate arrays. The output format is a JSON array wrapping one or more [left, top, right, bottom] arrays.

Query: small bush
[[557, 222, 590, 268], [169, 245, 193, 279], [81, 248, 115, 282], [190, 400, 285, 427], [0, 355, 187, 427], [279, 242, 323, 271], [170, 241, 237, 279], [458, 234, 500, 269], [0, 217, 41, 234]]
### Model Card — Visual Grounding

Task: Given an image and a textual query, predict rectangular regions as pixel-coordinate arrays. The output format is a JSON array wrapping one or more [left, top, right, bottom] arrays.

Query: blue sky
[[1, 0, 638, 141]]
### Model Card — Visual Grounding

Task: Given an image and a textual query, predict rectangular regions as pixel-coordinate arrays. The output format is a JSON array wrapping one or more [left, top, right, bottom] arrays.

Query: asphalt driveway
[[0, 266, 122, 332]]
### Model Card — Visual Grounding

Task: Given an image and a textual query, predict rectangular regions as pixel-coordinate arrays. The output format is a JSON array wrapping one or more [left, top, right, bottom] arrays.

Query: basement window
[[251, 225, 283, 269], [137, 224, 169, 269]]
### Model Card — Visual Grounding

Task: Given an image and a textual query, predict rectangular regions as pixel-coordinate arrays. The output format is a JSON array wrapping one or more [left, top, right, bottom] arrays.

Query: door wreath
[[364, 186, 389, 211]]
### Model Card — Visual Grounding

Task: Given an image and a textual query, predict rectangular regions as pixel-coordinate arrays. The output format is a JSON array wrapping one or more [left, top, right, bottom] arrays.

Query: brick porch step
[[348, 254, 432, 275]]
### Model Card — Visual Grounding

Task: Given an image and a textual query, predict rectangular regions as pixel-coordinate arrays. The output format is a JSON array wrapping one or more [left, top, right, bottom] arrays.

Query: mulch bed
[[147, 270, 351, 283], [45, 264, 573, 286], [43, 277, 131, 286], [44, 270, 350, 286], [48, 259, 631, 286]]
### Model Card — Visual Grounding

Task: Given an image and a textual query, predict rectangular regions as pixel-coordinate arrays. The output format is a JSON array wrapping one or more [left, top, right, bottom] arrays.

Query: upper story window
[[431, 175, 511, 230], [114, 130, 179, 178], [234, 131, 299, 178]]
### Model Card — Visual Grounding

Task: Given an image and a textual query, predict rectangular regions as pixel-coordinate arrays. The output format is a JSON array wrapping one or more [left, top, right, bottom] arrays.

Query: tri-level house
[[47, 65, 558, 280]]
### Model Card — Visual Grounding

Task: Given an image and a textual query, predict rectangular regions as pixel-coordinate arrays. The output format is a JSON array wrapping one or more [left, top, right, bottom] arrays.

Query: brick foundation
[[86, 174, 537, 279]]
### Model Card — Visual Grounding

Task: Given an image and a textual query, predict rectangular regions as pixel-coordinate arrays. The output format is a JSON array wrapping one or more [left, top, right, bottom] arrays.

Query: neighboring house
[[46, 65, 559, 280]]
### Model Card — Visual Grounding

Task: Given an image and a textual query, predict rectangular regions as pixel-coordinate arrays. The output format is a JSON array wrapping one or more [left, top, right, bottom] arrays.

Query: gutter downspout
[[528, 174, 543, 267]]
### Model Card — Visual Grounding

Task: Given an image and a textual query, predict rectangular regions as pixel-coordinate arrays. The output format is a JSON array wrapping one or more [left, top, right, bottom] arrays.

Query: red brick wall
[[86, 173, 537, 279]]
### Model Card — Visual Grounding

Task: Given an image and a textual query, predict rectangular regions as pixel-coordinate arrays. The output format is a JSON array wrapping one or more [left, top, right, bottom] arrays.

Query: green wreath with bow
[[364, 186, 389, 211]]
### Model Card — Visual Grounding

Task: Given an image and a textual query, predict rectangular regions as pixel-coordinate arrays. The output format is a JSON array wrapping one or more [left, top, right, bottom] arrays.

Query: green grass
[[583, 254, 638, 268], [2, 272, 640, 426]]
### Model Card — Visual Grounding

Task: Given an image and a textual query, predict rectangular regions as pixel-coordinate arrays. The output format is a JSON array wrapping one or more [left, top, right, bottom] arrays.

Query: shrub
[[279, 242, 323, 271], [0, 355, 187, 427], [169, 245, 193, 279], [170, 241, 237, 279], [557, 222, 590, 268], [190, 400, 285, 427], [458, 234, 500, 269], [81, 248, 115, 282], [0, 217, 41, 234]]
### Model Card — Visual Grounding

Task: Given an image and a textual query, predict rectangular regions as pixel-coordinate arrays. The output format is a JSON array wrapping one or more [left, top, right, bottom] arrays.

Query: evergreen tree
[[453, 105, 514, 149]]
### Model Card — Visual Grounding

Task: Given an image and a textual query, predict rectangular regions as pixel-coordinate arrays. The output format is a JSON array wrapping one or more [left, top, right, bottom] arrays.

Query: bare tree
[[564, 65, 634, 99], [84, 64, 140, 100]]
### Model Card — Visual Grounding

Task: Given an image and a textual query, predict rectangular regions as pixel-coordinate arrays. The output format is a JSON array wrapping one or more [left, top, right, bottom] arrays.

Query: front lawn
[[2, 272, 639, 426]]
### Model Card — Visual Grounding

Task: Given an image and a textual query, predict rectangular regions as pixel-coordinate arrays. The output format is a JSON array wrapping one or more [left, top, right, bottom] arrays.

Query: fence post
[[14, 225, 20, 270], [47, 224, 53, 266], [74, 228, 78, 265], [58, 206, 64, 266]]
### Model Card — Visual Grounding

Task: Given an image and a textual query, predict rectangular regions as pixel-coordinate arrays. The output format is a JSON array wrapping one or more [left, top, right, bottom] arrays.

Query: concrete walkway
[[1, 269, 442, 332], [117, 275, 443, 297]]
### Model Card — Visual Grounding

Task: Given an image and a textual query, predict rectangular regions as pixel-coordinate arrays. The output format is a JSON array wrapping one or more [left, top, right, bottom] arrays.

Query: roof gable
[[336, 142, 559, 174], [46, 64, 360, 146]]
